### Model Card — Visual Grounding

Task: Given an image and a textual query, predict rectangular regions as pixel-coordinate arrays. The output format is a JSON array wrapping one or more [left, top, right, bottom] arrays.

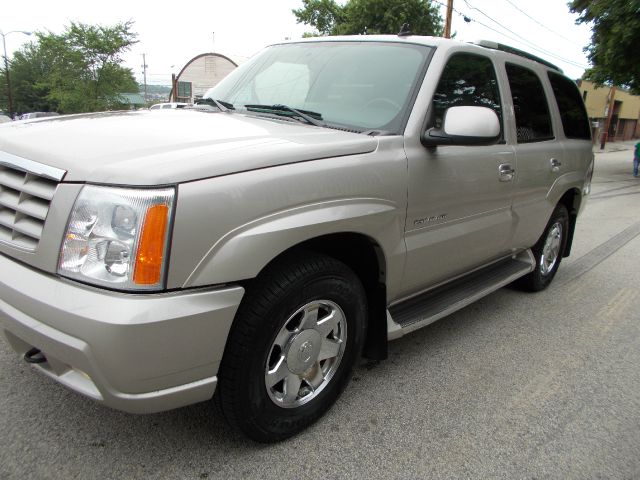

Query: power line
[[432, 0, 467, 21], [431, 0, 588, 70], [471, 17, 587, 69], [458, 0, 588, 69], [503, 0, 584, 48], [462, 0, 547, 53]]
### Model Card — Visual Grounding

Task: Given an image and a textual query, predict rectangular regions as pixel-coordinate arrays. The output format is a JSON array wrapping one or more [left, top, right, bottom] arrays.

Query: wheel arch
[[244, 232, 389, 361], [557, 187, 581, 257], [181, 198, 399, 288]]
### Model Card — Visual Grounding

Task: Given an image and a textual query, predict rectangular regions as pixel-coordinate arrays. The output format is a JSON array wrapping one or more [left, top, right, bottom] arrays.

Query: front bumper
[[0, 253, 244, 413]]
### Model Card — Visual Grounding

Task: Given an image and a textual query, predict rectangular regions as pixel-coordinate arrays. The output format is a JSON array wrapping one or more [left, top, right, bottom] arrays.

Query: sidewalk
[[593, 139, 638, 154]]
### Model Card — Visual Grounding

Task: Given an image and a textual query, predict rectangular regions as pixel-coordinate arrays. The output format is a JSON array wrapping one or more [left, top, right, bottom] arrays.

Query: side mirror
[[421, 106, 500, 147]]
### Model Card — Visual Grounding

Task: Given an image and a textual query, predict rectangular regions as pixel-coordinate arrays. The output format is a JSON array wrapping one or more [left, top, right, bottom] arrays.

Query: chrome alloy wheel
[[265, 300, 347, 408], [540, 221, 563, 276]]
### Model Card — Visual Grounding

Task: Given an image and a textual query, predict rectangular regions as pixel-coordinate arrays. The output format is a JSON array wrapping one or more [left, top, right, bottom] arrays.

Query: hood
[[0, 110, 378, 185]]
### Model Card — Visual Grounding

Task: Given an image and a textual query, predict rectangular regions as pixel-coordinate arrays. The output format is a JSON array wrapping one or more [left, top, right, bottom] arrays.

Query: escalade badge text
[[413, 214, 447, 226]]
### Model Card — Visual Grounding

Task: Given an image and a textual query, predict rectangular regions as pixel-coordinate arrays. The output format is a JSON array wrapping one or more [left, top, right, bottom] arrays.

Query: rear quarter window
[[547, 72, 591, 140]]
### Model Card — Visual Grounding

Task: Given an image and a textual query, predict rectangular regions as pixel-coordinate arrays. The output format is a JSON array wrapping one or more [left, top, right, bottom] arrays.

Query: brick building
[[578, 80, 640, 142]]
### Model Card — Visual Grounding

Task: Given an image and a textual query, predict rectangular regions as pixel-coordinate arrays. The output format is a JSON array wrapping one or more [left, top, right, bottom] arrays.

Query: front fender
[[167, 141, 408, 291], [182, 198, 399, 287]]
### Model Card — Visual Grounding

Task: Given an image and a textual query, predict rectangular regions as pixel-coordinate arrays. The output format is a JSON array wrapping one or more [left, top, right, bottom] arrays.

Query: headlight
[[58, 185, 175, 291]]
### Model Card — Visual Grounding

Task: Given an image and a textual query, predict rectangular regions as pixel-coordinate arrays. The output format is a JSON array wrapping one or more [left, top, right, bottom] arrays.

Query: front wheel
[[517, 203, 569, 292], [215, 252, 367, 442]]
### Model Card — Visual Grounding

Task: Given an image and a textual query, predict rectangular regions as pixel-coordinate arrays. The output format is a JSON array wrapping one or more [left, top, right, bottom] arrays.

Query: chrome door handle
[[498, 163, 515, 182], [550, 158, 562, 172]]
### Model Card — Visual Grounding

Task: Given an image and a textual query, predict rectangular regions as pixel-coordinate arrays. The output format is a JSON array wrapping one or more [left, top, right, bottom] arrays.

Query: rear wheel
[[518, 203, 569, 292], [215, 252, 367, 442]]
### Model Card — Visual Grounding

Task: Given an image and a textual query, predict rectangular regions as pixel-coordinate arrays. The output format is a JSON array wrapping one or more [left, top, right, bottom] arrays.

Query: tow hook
[[24, 347, 47, 364]]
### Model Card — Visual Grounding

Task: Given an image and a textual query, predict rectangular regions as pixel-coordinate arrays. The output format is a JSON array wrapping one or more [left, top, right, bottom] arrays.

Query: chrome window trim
[[0, 151, 66, 182]]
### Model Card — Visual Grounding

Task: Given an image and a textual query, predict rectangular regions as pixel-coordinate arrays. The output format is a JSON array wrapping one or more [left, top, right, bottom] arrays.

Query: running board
[[387, 250, 535, 340]]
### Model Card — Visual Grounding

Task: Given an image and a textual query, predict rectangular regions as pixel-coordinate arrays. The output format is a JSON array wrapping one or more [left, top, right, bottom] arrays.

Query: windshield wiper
[[243, 104, 325, 127], [196, 98, 234, 112]]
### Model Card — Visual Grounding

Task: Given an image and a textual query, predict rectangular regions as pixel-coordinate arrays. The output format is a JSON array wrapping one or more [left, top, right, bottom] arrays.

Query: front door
[[400, 53, 516, 298]]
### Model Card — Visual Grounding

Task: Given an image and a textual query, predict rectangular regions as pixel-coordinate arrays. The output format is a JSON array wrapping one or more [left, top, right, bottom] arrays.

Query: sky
[[3, 0, 593, 85]]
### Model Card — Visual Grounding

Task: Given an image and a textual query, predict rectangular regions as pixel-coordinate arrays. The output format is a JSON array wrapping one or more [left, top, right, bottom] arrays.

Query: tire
[[215, 252, 367, 442], [517, 203, 569, 292]]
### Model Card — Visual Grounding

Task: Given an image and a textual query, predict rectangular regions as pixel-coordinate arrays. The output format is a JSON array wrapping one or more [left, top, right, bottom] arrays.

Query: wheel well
[[558, 188, 581, 257], [254, 233, 389, 361], [298, 233, 385, 284]]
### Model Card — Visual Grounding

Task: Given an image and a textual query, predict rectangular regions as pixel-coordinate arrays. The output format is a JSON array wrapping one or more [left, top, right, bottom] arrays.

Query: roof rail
[[471, 40, 563, 73]]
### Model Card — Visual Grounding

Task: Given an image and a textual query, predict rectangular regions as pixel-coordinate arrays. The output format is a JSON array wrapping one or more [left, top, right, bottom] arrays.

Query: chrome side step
[[387, 250, 535, 340]]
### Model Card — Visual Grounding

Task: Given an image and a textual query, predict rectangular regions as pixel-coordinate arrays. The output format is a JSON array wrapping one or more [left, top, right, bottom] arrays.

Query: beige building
[[578, 80, 640, 142], [172, 53, 240, 103]]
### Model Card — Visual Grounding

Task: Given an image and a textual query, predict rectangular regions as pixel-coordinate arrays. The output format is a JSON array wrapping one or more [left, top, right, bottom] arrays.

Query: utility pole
[[444, 0, 454, 38], [141, 53, 148, 104], [600, 86, 616, 150]]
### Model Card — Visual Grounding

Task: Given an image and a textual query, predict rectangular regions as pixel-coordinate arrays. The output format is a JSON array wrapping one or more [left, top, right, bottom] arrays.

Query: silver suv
[[0, 35, 593, 442]]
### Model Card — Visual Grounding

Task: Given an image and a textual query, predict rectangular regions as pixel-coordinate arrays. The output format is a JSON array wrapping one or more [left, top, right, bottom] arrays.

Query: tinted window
[[506, 64, 553, 143], [548, 72, 591, 139], [432, 54, 502, 134]]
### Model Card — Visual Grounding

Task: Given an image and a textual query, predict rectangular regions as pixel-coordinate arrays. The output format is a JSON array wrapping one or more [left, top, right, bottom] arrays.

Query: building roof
[[173, 53, 239, 100]]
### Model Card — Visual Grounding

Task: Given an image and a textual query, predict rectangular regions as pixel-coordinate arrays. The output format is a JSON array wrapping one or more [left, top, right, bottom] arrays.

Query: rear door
[[546, 70, 593, 194], [505, 63, 564, 249]]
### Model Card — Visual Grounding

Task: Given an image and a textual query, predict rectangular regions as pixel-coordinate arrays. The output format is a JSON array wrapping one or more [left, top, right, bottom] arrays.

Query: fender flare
[[546, 171, 584, 208], [183, 198, 399, 287]]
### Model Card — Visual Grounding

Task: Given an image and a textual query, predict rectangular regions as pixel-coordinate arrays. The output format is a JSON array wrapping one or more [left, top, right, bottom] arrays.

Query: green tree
[[569, 0, 640, 94], [7, 21, 138, 114], [293, 0, 444, 37]]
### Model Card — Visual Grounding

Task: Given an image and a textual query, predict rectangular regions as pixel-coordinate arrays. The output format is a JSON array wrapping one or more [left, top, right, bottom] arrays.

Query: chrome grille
[[0, 153, 65, 251]]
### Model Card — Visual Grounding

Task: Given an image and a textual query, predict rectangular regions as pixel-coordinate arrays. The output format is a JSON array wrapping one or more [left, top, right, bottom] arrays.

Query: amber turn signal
[[133, 204, 170, 285]]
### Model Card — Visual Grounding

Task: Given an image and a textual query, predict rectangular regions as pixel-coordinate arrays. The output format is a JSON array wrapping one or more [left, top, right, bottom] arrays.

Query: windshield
[[203, 41, 432, 133]]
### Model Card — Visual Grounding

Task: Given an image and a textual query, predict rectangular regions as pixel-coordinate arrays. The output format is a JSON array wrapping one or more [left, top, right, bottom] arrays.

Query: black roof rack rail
[[471, 40, 563, 73]]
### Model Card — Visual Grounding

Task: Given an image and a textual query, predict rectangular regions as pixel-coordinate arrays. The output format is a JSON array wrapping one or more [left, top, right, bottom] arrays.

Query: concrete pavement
[[593, 138, 638, 154]]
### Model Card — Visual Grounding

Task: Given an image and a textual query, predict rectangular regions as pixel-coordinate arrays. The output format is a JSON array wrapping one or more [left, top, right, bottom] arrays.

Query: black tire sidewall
[[529, 204, 569, 290], [228, 257, 366, 441]]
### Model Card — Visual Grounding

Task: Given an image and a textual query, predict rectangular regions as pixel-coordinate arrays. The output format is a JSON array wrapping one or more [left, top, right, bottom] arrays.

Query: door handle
[[550, 158, 562, 173], [498, 163, 515, 182]]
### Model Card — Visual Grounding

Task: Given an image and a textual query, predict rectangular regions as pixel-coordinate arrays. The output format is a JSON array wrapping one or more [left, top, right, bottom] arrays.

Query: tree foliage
[[5, 21, 138, 114], [570, 0, 640, 94], [293, 0, 444, 37]]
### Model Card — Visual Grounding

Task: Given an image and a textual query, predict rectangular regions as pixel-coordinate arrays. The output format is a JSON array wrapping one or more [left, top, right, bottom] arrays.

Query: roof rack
[[471, 40, 562, 73]]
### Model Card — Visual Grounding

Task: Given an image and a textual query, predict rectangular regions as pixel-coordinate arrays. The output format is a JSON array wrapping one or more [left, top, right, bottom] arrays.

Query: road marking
[[589, 191, 640, 201], [557, 221, 640, 286], [589, 183, 640, 199]]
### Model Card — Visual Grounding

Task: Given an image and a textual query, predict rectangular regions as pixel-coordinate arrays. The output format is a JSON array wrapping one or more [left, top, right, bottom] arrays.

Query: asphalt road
[[2, 145, 640, 479]]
